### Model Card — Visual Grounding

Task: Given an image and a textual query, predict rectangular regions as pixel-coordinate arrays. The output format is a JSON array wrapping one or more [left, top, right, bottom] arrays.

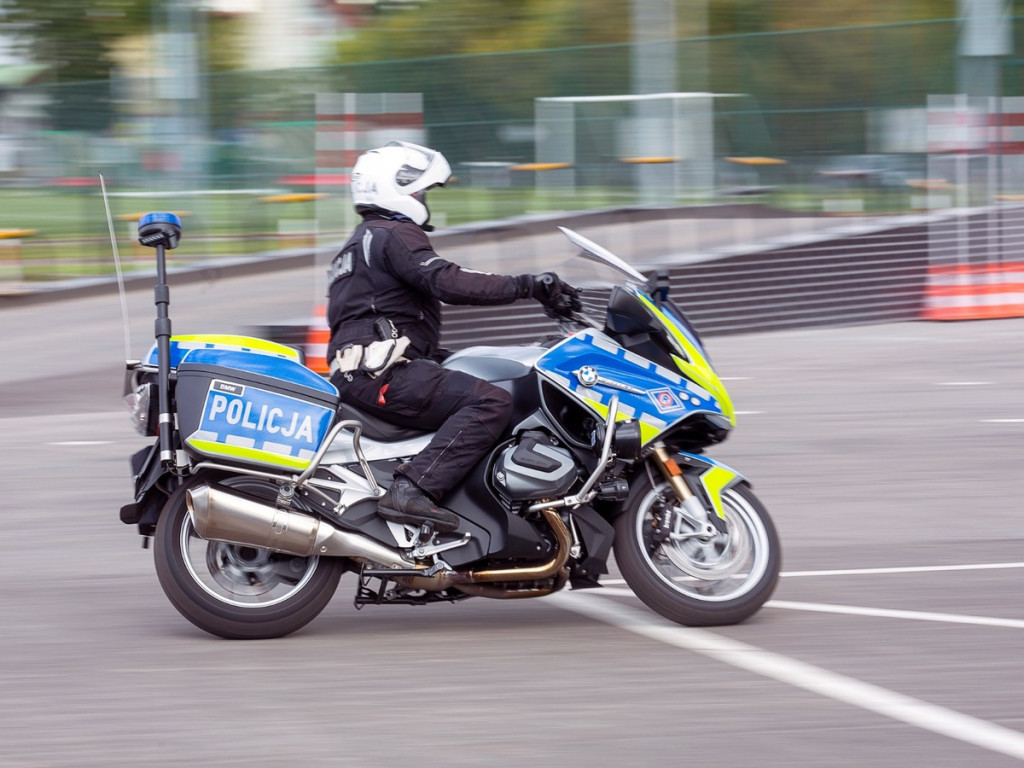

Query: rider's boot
[[378, 475, 459, 532]]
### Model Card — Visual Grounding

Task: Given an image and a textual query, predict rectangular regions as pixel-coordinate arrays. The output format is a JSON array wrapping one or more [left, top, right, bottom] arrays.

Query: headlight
[[123, 382, 158, 436]]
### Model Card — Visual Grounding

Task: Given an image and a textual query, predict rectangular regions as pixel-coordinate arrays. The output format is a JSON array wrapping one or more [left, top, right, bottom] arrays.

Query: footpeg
[[411, 532, 472, 560]]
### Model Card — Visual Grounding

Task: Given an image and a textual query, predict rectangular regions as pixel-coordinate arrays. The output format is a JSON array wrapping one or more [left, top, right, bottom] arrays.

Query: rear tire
[[614, 475, 780, 626], [154, 473, 344, 639]]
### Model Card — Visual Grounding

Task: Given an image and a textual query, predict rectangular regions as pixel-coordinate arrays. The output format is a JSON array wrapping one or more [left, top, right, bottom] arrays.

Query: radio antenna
[[100, 174, 133, 361]]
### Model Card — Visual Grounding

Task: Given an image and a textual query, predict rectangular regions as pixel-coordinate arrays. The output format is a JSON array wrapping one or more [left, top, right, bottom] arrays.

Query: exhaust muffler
[[187, 483, 573, 596], [186, 483, 412, 568]]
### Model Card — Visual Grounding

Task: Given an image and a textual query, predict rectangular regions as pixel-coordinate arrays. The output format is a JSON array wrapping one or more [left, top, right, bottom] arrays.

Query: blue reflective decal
[[535, 330, 726, 443], [182, 348, 337, 398]]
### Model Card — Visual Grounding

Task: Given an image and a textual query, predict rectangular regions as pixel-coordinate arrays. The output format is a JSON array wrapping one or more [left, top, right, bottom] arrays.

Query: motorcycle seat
[[337, 403, 432, 443]]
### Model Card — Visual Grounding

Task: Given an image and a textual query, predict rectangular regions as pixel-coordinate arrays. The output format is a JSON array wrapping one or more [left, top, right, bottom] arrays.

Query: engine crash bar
[[527, 394, 619, 514]]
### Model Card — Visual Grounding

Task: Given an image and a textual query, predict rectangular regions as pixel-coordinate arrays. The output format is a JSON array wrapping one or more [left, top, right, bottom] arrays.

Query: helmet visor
[[386, 140, 450, 190]]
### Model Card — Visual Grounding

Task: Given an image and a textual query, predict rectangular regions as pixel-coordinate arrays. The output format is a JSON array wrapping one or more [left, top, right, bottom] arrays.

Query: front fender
[[605, 452, 748, 526], [675, 452, 748, 522]]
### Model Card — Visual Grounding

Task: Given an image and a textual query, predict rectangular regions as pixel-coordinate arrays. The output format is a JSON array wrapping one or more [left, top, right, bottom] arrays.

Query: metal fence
[[3, 17, 1024, 330], [0, 18, 985, 195]]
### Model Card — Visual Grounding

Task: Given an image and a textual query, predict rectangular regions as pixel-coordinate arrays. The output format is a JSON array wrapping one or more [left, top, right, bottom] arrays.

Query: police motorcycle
[[120, 212, 781, 639]]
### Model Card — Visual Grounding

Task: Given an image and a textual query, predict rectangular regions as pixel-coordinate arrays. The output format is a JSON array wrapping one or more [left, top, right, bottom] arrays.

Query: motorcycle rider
[[326, 141, 580, 532]]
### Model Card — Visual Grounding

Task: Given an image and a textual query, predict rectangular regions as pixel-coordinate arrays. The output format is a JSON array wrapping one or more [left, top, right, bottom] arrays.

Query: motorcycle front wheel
[[154, 473, 345, 639], [614, 475, 780, 626]]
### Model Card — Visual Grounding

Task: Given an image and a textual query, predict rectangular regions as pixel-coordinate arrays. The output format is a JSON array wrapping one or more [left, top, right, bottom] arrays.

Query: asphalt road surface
[[2, 261, 1024, 767]]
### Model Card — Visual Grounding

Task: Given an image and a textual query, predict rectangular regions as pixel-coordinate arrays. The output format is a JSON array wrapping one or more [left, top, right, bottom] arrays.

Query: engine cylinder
[[492, 431, 578, 501]]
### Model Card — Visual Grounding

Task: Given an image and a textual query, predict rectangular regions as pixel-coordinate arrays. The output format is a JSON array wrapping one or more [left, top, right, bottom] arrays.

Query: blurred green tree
[[1, 0, 157, 129], [2, 0, 154, 82], [706, 0, 962, 155], [336, 0, 630, 62], [331, 0, 973, 161], [2, 0, 249, 132], [331, 0, 633, 163]]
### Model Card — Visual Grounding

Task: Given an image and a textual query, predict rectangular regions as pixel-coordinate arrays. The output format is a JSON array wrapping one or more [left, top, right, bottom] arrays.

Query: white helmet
[[351, 141, 452, 227]]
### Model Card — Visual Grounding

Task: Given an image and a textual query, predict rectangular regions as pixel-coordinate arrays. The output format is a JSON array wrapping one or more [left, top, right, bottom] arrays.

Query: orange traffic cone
[[306, 304, 331, 374]]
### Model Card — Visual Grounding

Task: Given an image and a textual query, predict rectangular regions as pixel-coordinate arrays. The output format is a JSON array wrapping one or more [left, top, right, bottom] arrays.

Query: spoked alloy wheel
[[154, 473, 344, 639], [614, 476, 780, 626], [194, 534, 317, 608]]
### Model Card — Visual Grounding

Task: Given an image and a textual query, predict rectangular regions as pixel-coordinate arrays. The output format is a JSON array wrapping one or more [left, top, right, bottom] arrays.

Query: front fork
[[650, 443, 738, 540]]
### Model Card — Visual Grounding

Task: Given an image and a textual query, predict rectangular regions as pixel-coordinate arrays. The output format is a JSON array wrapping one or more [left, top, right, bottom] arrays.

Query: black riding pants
[[331, 358, 512, 500]]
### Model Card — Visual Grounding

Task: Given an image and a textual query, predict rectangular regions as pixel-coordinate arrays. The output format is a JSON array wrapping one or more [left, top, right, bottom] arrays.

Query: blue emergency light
[[138, 211, 182, 250]]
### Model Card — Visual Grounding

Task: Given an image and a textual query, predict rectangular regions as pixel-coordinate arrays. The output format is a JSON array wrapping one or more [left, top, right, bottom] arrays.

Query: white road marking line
[[779, 562, 1024, 578], [549, 592, 1024, 761], [47, 441, 111, 446], [601, 562, 1024, 584], [768, 600, 1024, 629], [594, 589, 1024, 629], [983, 419, 1024, 423], [936, 381, 991, 386]]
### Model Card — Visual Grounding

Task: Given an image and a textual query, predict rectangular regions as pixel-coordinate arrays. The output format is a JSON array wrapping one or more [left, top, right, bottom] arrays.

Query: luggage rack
[[191, 418, 380, 512]]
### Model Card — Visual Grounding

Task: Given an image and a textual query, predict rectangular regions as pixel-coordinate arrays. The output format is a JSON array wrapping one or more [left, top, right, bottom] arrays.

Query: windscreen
[[555, 226, 649, 324]]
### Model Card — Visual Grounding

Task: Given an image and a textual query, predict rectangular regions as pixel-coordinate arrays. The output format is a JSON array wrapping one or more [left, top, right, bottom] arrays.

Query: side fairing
[[535, 330, 730, 447]]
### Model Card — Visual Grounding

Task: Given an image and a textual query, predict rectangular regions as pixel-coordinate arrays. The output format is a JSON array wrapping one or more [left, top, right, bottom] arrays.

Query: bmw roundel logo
[[576, 366, 599, 387]]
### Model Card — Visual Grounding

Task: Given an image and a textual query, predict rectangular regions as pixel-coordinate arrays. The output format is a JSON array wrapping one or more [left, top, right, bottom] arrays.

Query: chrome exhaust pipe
[[186, 483, 413, 568]]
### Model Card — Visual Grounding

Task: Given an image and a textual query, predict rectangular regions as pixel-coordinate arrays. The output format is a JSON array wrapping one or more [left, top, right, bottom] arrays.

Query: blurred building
[[204, 0, 339, 70], [203, 0, 422, 71], [0, 63, 47, 174]]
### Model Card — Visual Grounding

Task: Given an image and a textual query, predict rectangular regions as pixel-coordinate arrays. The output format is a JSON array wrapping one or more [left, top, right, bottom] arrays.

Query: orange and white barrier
[[921, 262, 1024, 321], [305, 304, 331, 374]]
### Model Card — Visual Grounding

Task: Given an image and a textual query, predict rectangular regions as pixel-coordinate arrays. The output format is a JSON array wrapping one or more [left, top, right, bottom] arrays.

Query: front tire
[[154, 473, 344, 639], [614, 475, 780, 626]]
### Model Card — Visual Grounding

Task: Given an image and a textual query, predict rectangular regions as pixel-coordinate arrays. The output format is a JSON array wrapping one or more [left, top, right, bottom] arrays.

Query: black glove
[[531, 272, 582, 317]]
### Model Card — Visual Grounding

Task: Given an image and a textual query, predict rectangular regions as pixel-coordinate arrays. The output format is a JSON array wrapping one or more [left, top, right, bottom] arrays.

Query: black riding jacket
[[326, 213, 532, 362]]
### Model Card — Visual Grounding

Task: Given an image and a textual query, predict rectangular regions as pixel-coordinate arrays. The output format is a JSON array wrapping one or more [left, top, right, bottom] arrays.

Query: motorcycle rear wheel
[[614, 476, 780, 626], [154, 473, 345, 639]]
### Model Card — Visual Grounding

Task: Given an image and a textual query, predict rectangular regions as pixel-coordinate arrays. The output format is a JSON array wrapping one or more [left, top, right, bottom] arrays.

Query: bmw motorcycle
[[120, 212, 780, 639]]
